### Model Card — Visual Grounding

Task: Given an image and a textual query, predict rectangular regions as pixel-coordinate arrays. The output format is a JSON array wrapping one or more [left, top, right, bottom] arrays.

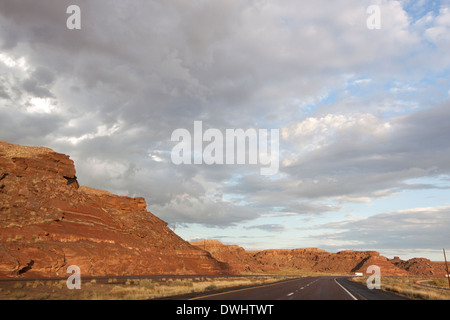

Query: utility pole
[[444, 248, 450, 289]]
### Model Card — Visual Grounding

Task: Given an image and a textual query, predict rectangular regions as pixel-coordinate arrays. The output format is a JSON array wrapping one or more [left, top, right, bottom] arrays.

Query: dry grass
[[351, 276, 450, 300], [0, 276, 295, 300], [103, 276, 292, 300]]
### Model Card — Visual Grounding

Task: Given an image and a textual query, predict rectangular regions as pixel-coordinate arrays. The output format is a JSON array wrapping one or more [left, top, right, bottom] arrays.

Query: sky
[[0, 0, 449, 261]]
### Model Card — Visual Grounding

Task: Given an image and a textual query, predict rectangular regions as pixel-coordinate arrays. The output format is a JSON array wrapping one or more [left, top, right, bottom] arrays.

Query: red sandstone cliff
[[0, 140, 231, 277]]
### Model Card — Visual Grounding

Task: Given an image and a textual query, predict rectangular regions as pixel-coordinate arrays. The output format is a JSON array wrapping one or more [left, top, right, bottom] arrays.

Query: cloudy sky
[[1, 0, 449, 260]]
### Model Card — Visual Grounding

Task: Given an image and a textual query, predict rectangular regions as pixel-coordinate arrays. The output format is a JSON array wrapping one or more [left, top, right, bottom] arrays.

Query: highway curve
[[186, 276, 409, 300]]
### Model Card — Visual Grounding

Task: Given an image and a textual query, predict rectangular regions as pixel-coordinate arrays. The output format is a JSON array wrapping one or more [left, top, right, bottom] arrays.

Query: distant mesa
[[0, 140, 447, 278]]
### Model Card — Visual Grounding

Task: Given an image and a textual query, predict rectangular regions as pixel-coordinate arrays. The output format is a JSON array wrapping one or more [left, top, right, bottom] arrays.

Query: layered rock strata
[[0, 140, 231, 277]]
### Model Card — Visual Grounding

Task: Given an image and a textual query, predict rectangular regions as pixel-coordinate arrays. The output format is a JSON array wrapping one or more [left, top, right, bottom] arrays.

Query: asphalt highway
[[0, 274, 410, 300], [186, 276, 409, 300]]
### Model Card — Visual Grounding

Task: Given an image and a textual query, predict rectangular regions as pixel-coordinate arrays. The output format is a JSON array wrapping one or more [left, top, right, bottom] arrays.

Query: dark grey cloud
[[246, 224, 287, 233], [312, 206, 450, 252], [22, 78, 53, 98], [276, 201, 344, 216]]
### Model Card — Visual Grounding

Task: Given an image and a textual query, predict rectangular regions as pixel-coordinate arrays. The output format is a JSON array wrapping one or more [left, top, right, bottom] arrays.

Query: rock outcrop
[[0, 140, 231, 277], [390, 257, 447, 276], [190, 240, 278, 274], [192, 241, 447, 277]]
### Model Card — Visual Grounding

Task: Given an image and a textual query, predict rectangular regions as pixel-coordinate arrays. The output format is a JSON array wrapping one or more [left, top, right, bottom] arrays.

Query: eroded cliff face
[[0, 140, 231, 277]]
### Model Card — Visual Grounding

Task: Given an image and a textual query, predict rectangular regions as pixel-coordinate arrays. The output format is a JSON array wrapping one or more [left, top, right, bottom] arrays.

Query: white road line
[[287, 292, 294, 296], [334, 278, 358, 300], [299, 279, 317, 291]]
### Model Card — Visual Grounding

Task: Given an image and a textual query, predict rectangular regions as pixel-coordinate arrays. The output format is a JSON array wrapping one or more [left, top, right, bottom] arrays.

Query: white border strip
[[334, 278, 358, 300]]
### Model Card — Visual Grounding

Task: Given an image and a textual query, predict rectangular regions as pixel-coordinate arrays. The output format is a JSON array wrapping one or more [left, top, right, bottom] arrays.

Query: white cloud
[[281, 113, 392, 160], [56, 123, 121, 145], [26, 97, 56, 114], [425, 7, 450, 44]]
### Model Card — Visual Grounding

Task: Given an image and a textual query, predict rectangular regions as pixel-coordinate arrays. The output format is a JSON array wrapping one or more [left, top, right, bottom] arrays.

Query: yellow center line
[[188, 277, 303, 300]]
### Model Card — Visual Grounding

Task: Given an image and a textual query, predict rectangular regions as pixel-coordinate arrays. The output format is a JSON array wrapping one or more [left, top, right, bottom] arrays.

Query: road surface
[[0, 274, 410, 300], [185, 276, 409, 300]]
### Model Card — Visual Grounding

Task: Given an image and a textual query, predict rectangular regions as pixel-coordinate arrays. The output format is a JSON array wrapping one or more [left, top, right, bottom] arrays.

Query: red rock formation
[[251, 248, 328, 273], [0, 140, 231, 277], [190, 240, 278, 273], [390, 257, 447, 276], [344, 251, 408, 276], [191, 241, 446, 277]]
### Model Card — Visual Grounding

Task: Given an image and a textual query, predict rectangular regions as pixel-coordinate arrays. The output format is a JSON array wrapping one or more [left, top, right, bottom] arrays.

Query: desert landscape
[[0, 140, 449, 300]]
